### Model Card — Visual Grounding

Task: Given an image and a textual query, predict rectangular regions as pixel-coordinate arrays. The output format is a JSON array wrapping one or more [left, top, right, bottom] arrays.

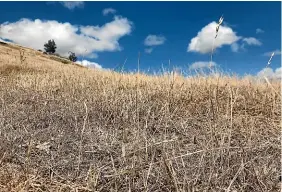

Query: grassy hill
[[0, 42, 280, 191]]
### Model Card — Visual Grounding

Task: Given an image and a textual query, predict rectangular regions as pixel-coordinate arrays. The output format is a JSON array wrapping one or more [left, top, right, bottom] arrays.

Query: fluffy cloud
[[103, 8, 117, 16], [144, 48, 153, 54], [187, 22, 263, 54], [256, 28, 264, 34], [76, 60, 102, 69], [242, 37, 262, 46], [257, 67, 281, 79], [0, 16, 133, 58], [263, 49, 281, 56], [189, 61, 217, 70], [80, 17, 132, 42], [187, 22, 240, 54], [144, 35, 166, 46], [60, 2, 84, 10]]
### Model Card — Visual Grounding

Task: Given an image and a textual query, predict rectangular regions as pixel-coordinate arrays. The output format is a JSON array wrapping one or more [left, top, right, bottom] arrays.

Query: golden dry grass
[[0, 43, 281, 191]]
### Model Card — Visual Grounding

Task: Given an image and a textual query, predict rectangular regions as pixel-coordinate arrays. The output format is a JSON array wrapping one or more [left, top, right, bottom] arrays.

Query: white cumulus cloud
[[60, 1, 84, 10], [144, 35, 166, 46], [103, 8, 117, 16], [257, 67, 281, 80], [189, 61, 217, 70], [187, 22, 240, 54], [76, 60, 102, 69], [256, 28, 264, 34], [242, 37, 262, 46], [0, 16, 133, 58], [80, 16, 132, 42]]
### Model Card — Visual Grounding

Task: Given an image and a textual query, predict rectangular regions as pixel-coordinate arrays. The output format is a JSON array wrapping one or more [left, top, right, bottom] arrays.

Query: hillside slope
[[0, 43, 281, 191]]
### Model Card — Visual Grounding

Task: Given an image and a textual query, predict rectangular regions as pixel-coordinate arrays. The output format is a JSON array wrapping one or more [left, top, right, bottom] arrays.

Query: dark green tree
[[68, 51, 77, 62], [44, 39, 57, 54]]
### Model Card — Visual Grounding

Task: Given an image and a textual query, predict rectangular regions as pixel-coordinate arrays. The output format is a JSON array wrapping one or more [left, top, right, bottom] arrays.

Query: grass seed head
[[215, 15, 224, 38], [267, 52, 275, 67]]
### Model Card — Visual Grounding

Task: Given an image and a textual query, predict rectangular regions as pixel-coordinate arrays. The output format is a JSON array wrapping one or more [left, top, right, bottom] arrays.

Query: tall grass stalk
[[210, 15, 224, 70]]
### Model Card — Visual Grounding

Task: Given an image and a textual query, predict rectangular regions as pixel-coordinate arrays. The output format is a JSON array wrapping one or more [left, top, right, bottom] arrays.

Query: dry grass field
[[0, 42, 281, 191]]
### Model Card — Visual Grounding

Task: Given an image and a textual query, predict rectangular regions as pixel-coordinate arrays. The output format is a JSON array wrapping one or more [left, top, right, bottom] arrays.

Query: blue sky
[[0, 1, 281, 77]]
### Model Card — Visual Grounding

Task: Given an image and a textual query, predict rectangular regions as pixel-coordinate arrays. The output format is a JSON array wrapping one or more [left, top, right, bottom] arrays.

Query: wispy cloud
[[256, 28, 264, 34], [0, 16, 133, 58], [263, 49, 281, 56], [231, 43, 239, 52], [103, 8, 117, 16], [242, 37, 262, 46], [144, 35, 166, 46], [189, 61, 217, 70], [144, 34, 166, 54], [144, 48, 153, 54], [60, 1, 84, 10]]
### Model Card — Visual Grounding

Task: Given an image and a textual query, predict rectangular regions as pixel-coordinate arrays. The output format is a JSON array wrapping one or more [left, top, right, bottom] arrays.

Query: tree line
[[43, 39, 77, 62]]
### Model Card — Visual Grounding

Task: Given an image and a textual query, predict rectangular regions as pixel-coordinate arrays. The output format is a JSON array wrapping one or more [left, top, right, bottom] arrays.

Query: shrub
[[68, 51, 77, 62], [44, 39, 57, 54]]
